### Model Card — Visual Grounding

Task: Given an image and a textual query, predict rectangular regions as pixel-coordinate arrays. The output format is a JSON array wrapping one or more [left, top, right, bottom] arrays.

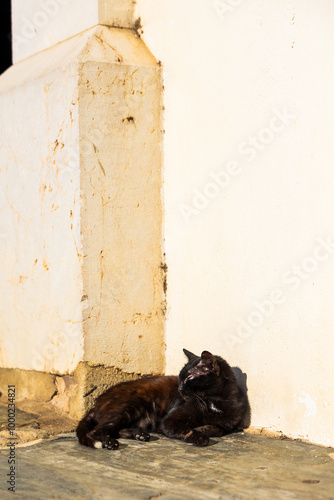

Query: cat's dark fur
[[76, 349, 249, 449]]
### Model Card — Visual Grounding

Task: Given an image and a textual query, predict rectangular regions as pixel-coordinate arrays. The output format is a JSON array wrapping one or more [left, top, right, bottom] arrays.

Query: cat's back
[[95, 375, 179, 410]]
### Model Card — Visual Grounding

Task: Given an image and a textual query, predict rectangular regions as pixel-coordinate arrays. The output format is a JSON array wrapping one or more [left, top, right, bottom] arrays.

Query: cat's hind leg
[[119, 428, 150, 442], [76, 411, 99, 448], [87, 422, 120, 450]]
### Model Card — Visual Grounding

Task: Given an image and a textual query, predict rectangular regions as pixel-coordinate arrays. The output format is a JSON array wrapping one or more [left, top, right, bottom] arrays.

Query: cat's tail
[[76, 411, 98, 448]]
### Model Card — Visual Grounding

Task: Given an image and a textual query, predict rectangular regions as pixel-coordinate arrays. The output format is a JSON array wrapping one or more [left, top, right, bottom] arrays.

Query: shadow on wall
[[232, 367, 251, 429]]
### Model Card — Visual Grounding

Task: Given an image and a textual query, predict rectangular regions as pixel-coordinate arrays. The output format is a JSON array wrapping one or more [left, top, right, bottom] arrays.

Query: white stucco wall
[[2, 0, 334, 446], [12, 0, 136, 63], [0, 23, 164, 376], [138, 0, 334, 446], [0, 34, 85, 373]]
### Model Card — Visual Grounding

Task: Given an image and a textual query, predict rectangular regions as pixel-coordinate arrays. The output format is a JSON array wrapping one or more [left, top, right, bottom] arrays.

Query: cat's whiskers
[[193, 393, 207, 414]]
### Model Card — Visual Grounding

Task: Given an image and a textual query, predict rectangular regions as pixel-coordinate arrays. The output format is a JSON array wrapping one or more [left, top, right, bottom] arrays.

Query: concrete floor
[[1, 431, 334, 499]]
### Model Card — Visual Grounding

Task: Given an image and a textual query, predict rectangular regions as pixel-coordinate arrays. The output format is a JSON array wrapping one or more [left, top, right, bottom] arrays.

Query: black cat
[[76, 349, 249, 449]]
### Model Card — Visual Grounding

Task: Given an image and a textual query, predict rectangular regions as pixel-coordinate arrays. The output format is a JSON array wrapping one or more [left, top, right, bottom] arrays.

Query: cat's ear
[[201, 351, 214, 361], [183, 348, 198, 361], [200, 351, 220, 374]]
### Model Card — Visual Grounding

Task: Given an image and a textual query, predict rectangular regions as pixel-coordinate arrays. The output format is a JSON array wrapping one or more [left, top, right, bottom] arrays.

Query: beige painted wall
[[78, 29, 165, 374], [138, 0, 334, 447]]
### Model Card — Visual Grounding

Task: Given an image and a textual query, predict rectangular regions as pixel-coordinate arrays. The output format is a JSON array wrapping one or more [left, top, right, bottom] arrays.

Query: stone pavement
[[0, 401, 76, 447], [1, 431, 334, 499]]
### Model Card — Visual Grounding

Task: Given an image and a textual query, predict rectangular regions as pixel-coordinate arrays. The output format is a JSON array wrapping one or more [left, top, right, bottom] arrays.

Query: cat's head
[[178, 349, 221, 399]]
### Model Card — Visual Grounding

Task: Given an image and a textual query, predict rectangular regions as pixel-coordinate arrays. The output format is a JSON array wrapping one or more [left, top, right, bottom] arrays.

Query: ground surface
[[1, 429, 334, 499], [0, 401, 76, 446]]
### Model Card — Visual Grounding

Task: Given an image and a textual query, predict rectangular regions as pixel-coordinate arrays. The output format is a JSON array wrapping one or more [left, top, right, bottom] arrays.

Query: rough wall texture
[[0, 368, 56, 402], [0, 26, 165, 389], [69, 362, 143, 419], [78, 28, 165, 375]]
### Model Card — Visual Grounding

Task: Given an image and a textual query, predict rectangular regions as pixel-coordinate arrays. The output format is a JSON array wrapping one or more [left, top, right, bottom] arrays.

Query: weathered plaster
[[0, 363, 144, 420], [0, 37, 83, 374], [78, 28, 165, 375], [0, 368, 56, 402], [0, 25, 165, 377], [69, 361, 144, 419]]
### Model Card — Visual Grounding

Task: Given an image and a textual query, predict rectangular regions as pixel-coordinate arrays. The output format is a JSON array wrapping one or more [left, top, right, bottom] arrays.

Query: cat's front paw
[[184, 430, 209, 447], [105, 438, 119, 450], [135, 430, 150, 442]]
